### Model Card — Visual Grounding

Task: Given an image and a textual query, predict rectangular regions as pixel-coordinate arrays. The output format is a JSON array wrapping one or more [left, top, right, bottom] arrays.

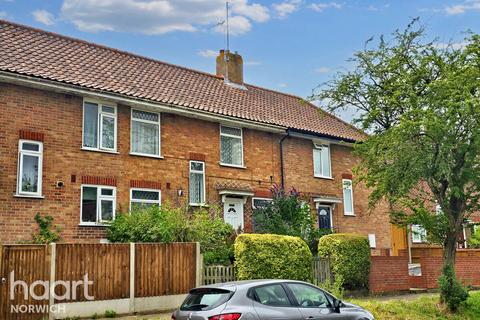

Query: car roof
[[194, 279, 309, 291]]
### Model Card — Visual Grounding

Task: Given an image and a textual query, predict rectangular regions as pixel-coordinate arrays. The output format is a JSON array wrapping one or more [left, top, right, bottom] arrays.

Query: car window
[[181, 288, 232, 311], [253, 284, 292, 306], [286, 283, 330, 308]]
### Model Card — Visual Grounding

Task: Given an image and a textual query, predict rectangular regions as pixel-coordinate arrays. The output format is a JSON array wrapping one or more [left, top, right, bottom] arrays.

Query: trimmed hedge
[[234, 233, 312, 281], [318, 233, 371, 289]]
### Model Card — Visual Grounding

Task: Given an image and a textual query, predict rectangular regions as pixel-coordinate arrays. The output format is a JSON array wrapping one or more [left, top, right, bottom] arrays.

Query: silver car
[[172, 279, 374, 320]]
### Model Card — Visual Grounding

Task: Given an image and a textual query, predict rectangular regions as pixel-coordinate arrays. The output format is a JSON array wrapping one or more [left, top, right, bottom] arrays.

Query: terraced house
[[0, 20, 397, 252]]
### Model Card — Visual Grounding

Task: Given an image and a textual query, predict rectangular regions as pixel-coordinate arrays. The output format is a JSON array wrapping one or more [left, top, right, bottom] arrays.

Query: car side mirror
[[332, 299, 341, 313]]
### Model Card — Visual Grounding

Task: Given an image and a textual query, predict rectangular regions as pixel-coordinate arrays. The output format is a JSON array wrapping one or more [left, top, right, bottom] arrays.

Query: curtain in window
[[101, 115, 115, 149], [83, 103, 98, 148], [221, 135, 242, 165], [82, 187, 97, 222], [132, 120, 159, 155], [189, 172, 204, 203], [101, 200, 113, 221], [21, 155, 38, 192]]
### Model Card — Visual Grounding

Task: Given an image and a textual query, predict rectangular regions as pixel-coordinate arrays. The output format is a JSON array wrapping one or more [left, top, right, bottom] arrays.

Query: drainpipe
[[279, 129, 290, 189]]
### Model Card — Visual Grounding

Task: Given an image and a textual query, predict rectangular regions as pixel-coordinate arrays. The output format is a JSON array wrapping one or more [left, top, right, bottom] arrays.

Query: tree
[[313, 19, 479, 309]]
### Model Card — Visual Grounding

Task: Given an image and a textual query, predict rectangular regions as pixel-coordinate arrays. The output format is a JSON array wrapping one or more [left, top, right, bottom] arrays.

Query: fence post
[[195, 242, 202, 287], [48, 243, 56, 320], [129, 243, 135, 314]]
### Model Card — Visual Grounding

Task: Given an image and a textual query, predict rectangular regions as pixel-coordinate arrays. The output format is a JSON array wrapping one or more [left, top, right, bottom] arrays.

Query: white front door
[[223, 197, 244, 231]]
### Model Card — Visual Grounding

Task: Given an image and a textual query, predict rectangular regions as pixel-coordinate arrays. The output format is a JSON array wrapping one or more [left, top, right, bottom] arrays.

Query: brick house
[[0, 20, 395, 250]]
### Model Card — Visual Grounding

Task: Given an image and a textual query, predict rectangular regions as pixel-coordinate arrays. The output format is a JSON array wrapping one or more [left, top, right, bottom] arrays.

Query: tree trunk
[[443, 230, 458, 268]]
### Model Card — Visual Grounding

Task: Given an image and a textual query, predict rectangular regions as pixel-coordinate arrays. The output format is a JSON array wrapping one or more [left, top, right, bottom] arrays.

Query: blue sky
[[1, 1, 480, 121]]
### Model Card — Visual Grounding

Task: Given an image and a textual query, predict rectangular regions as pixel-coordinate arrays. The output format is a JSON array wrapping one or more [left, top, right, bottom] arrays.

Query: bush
[[234, 233, 312, 281], [439, 264, 469, 312], [318, 233, 370, 290], [253, 185, 325, 254], [468, 227, 480, 249], [30, 213, 61, 244], [189, 209, 236, 265]]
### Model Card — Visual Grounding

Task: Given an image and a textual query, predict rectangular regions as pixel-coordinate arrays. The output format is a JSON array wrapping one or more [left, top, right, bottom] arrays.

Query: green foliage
[[234, 233, 312, 281], [318, 234, 370, 290], [439, 264, 469, 312], [104, 309, 117, 318], [318, 275, 344, 299], [30, 213, 61, 244], [253, 185, 327, 254], [189, 209, 236, 265], [467, 227, 480, 249], [107, 205, 189, 243], [107, 204, 235, 265]]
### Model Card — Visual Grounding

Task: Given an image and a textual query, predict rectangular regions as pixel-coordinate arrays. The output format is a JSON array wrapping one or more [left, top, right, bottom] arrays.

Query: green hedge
[[318, 233, 371, 289], [234, 233, 312, 281]]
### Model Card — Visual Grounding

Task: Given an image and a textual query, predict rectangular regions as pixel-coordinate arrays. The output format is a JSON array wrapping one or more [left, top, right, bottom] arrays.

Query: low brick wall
[[369, 248, 480, 294]]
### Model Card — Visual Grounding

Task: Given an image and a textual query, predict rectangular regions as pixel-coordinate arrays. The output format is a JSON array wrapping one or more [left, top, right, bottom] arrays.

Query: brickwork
[[1, 82, 392, 246]]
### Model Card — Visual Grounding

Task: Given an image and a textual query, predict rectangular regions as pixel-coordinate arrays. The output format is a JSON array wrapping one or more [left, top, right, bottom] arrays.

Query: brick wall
[[370, 248, 480, 293], [0, 82, 393, 246]]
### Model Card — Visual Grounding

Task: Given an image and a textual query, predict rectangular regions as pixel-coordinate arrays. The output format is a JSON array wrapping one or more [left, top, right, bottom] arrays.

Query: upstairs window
[[220, 125, 243, 167], [342, 179, 354, 215], [131, 109, 161, 157], [81, 185, 116, 224], [189, 161, 205, 205], [313, 143, 331, 178], [83, 101, 117, 151], [17, 140, 43, 197], [130, 188, 161, 211]]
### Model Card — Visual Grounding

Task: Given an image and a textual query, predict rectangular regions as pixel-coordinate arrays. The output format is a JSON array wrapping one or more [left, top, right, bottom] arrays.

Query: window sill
[[14, 194, 44, 199], [189, 203, 209, 207], [344, 213, 356, 217], [314, 175, 334, 180], [78, 223, 110, 227], [81, 147, 119, 154], [129, 152, 164, 159], [219, 163, 246, 169]]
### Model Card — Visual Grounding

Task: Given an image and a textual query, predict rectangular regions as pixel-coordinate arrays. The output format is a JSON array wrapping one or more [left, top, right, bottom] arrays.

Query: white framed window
[[130, 188, 161, 211], [130, 109, 161, 157], [189, 161, 205, 205], [342, 179, 354, 216], [17, 140, 43, 197], [411, 224, 427, 243], [220, 125, 243, 167], [252, 197, 273, 210], [80, 185, 116, 225], [313, 142, 332, 178], [368, 234, 376, 248], [82, 100, 117, 152]]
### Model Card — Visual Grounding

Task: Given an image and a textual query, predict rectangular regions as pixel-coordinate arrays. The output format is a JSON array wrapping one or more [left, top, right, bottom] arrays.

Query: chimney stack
[[216, 50, 244, 86]]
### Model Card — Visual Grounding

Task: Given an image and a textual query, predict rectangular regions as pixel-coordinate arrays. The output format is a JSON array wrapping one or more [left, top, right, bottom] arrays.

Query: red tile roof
[[0, 20, 365, 141]]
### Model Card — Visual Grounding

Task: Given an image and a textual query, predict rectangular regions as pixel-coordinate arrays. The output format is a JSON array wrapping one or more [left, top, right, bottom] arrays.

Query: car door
[[285, 283, 354, 320], [251, 283, 303, 320]]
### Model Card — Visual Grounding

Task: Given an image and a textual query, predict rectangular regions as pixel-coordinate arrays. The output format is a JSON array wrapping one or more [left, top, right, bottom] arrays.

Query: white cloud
[[198, 49, 219, 58], [32, 10, 55, 26], [61, 0, 270, 35], [273, 0, 302, 18], [314, 67, 331, 74], [445, 0, 480, 15], [309, 2, 343, 12]]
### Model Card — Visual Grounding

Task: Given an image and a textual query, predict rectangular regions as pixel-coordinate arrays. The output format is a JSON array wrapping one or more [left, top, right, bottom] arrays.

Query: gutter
[[0, 71, 287, 134], [279, 129, 290, 189]]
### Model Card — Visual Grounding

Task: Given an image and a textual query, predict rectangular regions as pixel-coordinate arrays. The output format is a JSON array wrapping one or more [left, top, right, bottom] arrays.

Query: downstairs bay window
[[81, 185, 116, 224], [130, 188, 161, 211], [189, 161, 205, 205]]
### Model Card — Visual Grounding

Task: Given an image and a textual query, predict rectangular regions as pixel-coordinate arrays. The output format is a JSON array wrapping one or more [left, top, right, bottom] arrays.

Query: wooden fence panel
[[55, 244, 130, 302], [0, 245, 49, 320], [135, 243, 196, 297], [203, 265, 236, 285], [311, 257, 333, 286]]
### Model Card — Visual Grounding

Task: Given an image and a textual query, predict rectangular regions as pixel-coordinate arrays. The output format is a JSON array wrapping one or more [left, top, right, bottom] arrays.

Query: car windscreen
[[180, 288, 233, 311]]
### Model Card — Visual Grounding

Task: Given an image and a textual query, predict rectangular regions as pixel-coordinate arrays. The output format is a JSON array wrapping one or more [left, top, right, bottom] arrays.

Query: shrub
[[234, 233, 312, 281], [30, 213, 61, 244], [439, 264, 469, 311], [468, 227, 480, 249], [104, 309, 117, 318], [253, 185, 324, 254], [189, 208, 236, 265], [318, 233, 370, 290]]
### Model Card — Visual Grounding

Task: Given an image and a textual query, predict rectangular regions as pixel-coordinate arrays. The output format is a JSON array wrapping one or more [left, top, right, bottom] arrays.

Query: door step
[[409, 288, 428, 293]]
